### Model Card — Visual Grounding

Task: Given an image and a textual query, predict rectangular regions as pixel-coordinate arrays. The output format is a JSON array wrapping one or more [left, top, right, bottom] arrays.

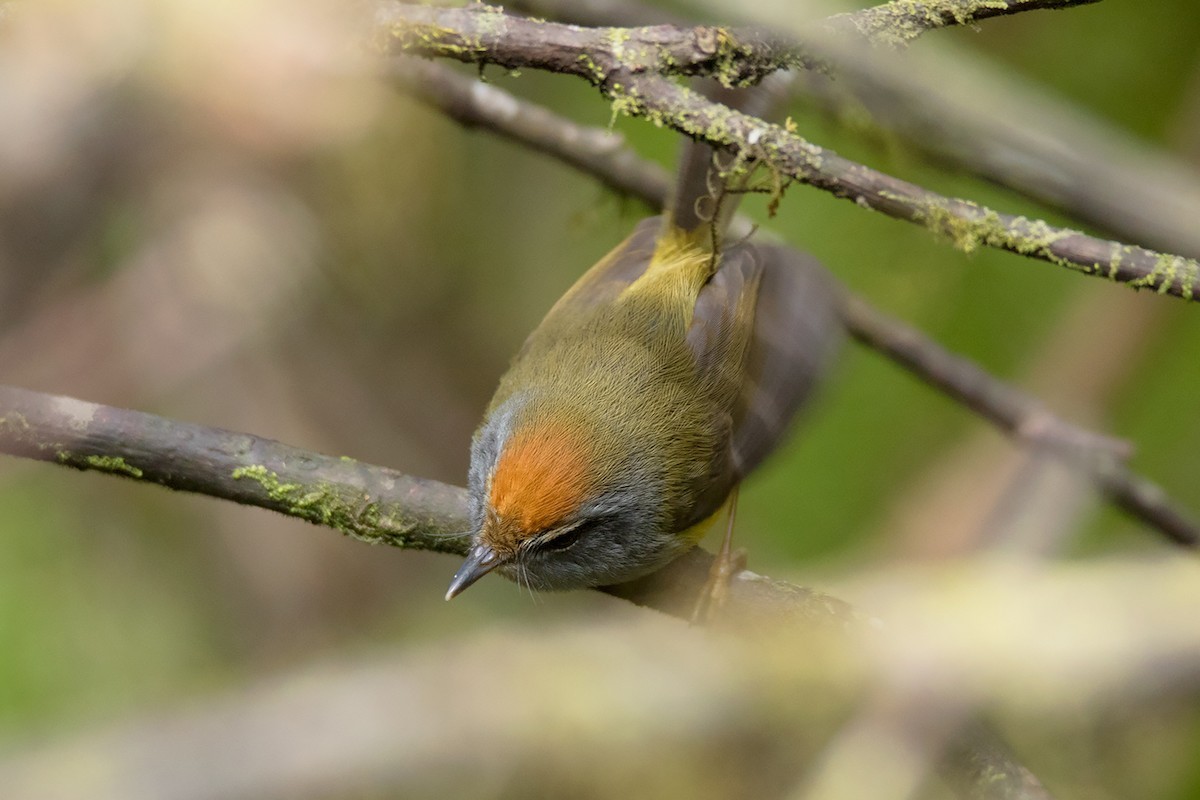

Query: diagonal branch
[[376, 2, 1199, 302], [510, 0, 1200, 263], [822, 0, 1103, 48], [386, 58, 670, 204], [379, 1, 1103, 86], [376, 3, 815, 87], [390, 58, 1199, 548], [0, 383, 1056, 798], [0, 384, 854, 626]]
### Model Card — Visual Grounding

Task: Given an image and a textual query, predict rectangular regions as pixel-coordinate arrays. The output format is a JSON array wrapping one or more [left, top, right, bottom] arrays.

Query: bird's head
[[447, 401, 669, 598]]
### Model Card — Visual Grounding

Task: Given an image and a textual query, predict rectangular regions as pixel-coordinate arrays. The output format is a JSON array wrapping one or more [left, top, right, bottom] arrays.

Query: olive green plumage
[[447, 83, 842, 598]]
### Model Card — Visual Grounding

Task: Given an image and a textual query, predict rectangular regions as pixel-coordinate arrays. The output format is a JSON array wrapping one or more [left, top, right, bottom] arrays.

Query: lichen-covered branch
[[0, 386, 467, 553], [0, 384, 854, 626], [507, 0, 1100, 49], [377, 2, 1200, 301], [376, 3, 814, 89], [0, 383, 1062, 797], [639, 72, 1197, 299], [511, 0, 1200, 262], [379, 0, 1101, 87], [391, 60, 1199, 548], [822, 0, 1102, 48]]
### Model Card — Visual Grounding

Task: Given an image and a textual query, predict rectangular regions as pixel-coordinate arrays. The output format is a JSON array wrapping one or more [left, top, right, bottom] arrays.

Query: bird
[[445, 82, 842, 603]]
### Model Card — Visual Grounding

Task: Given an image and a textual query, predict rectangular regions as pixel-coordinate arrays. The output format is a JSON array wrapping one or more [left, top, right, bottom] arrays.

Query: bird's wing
[[520, 216, 662, 347], [727, 242, 844, 479], [683, 241, 844, 526]]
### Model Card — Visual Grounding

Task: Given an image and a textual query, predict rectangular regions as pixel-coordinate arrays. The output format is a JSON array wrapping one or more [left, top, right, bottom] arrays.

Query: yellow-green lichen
[[610, 28, 676, 78], [84, 455, 143, 478], [606, 27, 632, 62], [910, 200, 1077, 269], [607, 88, 645, 131], [908, 199, 991, 253], [856, 0, 1010, 48], [0, 412, 30, 436], [231, 465, 383, 543], [708, 28, 759, 88], [1108, 243, 1128, 281], [1129, 253, 1199, 298], [576, 53, 605, 84], [1178, 256, 1200, 300], [386, 20, 486, 63], [907, 196, 1198, 300]]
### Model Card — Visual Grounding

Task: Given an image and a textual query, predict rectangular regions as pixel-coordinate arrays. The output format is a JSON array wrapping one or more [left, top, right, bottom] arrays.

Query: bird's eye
[[536, 519, 594, 553]]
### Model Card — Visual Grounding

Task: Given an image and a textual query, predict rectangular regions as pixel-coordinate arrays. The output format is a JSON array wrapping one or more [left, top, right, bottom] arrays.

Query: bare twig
[[391, 59, 1199, 547], [387, 58, 670, 204], [377, 2, 1200, 301]]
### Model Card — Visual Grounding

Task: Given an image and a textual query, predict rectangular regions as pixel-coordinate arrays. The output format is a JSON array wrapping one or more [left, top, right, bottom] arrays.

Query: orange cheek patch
[[489, 423, 594, 536]]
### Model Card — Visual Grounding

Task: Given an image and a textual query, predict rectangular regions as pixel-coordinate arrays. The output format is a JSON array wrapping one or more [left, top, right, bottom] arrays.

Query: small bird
[[446, 85, 842, 601]]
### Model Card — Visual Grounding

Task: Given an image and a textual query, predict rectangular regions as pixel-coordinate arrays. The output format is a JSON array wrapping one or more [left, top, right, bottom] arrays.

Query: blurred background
[[1, 0, 1199, 798]]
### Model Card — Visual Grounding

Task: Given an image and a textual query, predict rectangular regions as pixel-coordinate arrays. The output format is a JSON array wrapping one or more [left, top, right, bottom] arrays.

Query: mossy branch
[[390, 59, 1200, 549], [0, 384, 858, 627], [822, 0, 1102, 49], [0, 382, 1071, 798], [509, 0, 1200, 263], [376, 2, 1198, 302]]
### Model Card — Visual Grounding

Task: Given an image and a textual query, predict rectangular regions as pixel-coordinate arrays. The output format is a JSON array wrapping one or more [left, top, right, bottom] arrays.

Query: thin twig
[[390, 59, 1199, 548], [387, 58, 670, 203], [376, 2, 1200, 301]]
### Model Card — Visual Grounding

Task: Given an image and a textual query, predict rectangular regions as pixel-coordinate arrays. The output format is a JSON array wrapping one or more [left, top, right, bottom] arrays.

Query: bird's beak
[[445, 543, 503, 600]]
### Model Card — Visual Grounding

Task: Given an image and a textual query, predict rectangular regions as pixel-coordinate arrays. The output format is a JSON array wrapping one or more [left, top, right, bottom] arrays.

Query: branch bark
[[0, 385, 855, 627], [376, 2, 1200, 302], [822, 0, 1102, 48]]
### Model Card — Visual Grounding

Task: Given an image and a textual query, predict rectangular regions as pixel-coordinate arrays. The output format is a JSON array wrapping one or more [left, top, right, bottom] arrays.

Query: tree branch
[[389, 58, 1199, 548], [822, 0, 1102, 48], [386, 57, 670, 204], [510, 0, 1200, 263], [0, 384, 856, 626], [508, 0, 1101, 49], [29, 562, 1200, 800], [376, 3, 815, 87], [0, 384, 1062, 798], [376, 2, 1199, 302]]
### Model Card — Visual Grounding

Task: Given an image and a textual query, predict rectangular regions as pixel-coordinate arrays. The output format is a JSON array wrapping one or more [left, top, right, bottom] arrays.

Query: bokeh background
[[1, 0, 1199, 797]]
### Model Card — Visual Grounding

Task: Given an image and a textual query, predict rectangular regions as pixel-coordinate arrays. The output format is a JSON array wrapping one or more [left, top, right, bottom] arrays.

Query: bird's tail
[[665, 76, 790, 249]]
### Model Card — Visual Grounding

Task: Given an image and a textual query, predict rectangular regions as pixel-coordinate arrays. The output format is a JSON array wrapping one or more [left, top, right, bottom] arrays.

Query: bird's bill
[[444, 543, 503, 600]]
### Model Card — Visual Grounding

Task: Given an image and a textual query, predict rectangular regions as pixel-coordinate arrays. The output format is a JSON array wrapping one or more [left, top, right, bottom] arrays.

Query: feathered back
[[491, 215, 842, 533], [481, 79, 842, 538]]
